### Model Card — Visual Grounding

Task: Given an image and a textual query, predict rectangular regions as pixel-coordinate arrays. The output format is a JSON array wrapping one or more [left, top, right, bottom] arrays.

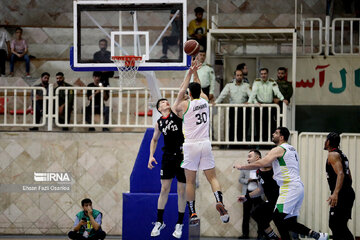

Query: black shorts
[[330, 188, 355, 220], [161, 152, 186, 183]]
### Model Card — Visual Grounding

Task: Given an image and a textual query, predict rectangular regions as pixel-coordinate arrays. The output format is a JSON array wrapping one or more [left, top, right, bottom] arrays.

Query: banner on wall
[[258, 56, 360, 105], [295, 56, 360, 105]]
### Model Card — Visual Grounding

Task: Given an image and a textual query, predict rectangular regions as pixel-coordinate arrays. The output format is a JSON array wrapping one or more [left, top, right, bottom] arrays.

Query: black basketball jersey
[[326, 148, 353, 193], [157, 111, 184, 154], [257, 168, 279, 204]]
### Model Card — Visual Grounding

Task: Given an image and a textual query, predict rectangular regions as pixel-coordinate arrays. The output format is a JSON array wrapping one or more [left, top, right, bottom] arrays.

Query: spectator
[[248, 68, 284, 141], [93, 39, 114, 86], [238, 169, 264, 239], [185, 47, 215, 101], [274, 67, 292, 107], [68, 198, 106, 240], [10, 27, 30, 77], [86, 71, 110, 132], [160, 9, 183, 60], [215, 69, 251, 142], [188, 7, 207, 49], [0, 28, 10, 76], [236, 63, 249, 83], [54, 72, 74, 131], [29, 72, 50, 131]]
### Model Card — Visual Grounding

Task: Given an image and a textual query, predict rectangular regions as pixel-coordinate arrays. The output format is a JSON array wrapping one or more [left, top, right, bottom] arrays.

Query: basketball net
[[111, 56, 143, 87]]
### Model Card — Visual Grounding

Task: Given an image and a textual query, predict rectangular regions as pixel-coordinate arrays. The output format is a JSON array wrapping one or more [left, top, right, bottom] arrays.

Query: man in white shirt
[[215, 69, 251, 142], [0, 28, 10, 76]]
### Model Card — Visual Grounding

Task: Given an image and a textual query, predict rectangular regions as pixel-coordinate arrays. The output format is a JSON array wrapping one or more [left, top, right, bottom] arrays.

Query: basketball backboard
[[71, 0, 190, 71]]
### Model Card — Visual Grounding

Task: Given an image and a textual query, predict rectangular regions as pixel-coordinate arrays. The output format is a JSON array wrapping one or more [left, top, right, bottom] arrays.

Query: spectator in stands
[[68, 198, 106, 240], [0, 28, 10, 77], [273, 67, 292, 107], [93, 39, 114, 86], [236, 63, 250, 83], [55, 72, 74, 131], [160, 9, 182, 60], [30, 72, 50, 131], [214, 69, 251, 142], [188, 7, 207, 49], [86, 71, 110, 132], [185, 47, 215, 101], [10, 27, 30, 77], [248, 68, 284, 141]]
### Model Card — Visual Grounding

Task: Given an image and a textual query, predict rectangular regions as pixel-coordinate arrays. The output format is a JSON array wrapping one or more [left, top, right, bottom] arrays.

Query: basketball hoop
[[111, 55, 143, 86]]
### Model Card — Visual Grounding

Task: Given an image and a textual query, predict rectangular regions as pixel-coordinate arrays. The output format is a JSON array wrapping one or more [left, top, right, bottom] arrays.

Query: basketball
[[184, 40, 200, 56]]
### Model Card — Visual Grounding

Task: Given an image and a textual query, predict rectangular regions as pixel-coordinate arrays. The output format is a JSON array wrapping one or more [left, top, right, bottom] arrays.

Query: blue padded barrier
[[122, 193, 189, 240], [130, 128, 178, 193]]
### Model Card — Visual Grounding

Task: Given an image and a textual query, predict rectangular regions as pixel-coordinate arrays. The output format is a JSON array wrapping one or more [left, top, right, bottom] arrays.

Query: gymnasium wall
[[0, 131, 259, 237]]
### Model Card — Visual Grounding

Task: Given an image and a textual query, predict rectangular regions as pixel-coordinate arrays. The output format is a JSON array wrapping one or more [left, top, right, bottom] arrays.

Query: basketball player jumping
[[234, 127, 328, 240], [172, 59, 230, 225], [324, 132, 355, 240], [148, 98, 187, 238]]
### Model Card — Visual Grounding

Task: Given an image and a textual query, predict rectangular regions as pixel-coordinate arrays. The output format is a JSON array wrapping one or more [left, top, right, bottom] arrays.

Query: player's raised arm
[[192, 63, 209, 102], [173, 60, 200, 115]]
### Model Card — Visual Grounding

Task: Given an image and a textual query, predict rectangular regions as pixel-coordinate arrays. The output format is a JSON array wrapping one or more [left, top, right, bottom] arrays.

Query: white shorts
[[276, 181, 304, 218], [181, 139, 215, 171]]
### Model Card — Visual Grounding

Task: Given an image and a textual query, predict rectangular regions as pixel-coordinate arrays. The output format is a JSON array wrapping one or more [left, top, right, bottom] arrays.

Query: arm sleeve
[[95, 214, 102, 225], [287, 83, 293, 101], [273, 84, 284, 101], [215, 83, 230, 104], [246, 84, 252, 99], [23, 39, 28, 49], [239, 170, 248, 185], [209, 67, 216, 95], [73, 216, 80, 228], [248, 82, 258, 103]]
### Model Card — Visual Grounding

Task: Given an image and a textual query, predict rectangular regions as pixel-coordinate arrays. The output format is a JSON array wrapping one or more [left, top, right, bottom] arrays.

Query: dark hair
[[277, 127, 290, 141], [189, 82, 201, 99], [326, 132, 340, 148], [156, 98, 168, 113], [236, 63, 246, 71], [260, 68, 268, 73], [41, 72, 50, 78], [93, 71, 102, 77], [249, 149, 262, 158], [81, 198, 92, 206], [15, 27, 23, 33], [99, 39, 108, 44], [277, 67, 287, 73], [194, 7, 205, 13], [234, 69, 243, 75], [56, 72, 64, 77]]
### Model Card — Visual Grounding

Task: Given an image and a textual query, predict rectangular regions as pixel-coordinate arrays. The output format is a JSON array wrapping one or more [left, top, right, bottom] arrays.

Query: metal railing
[[331, 18, 360, 55], [300, 16, 360, 55], [210, 103, 285, 145], [0, 85, 288, 145], [300, 18, 323, 55], [0, 86, 47, 127]]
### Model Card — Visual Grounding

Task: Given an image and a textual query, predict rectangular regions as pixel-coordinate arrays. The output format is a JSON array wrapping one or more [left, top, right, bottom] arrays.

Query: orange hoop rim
[[111, 55, 142, 61]]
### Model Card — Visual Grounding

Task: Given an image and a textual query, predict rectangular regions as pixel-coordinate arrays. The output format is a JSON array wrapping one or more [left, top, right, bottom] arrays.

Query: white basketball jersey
[[183, 98, 209, 140], [272, 143, 302, 187]]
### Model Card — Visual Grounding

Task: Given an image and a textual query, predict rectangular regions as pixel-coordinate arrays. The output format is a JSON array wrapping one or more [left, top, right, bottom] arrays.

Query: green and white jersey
[[272, 143, 302, 187]]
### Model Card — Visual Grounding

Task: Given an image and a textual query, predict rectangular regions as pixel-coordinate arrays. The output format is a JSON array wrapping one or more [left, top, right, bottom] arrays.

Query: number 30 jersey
[[183, 98, 209, 140]]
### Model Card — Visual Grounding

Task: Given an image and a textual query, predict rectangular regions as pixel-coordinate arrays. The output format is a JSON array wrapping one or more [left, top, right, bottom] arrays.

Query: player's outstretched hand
[[237, 195, 247, 203], [148, 157, 158, 170], [233, 164, 243, 170]]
